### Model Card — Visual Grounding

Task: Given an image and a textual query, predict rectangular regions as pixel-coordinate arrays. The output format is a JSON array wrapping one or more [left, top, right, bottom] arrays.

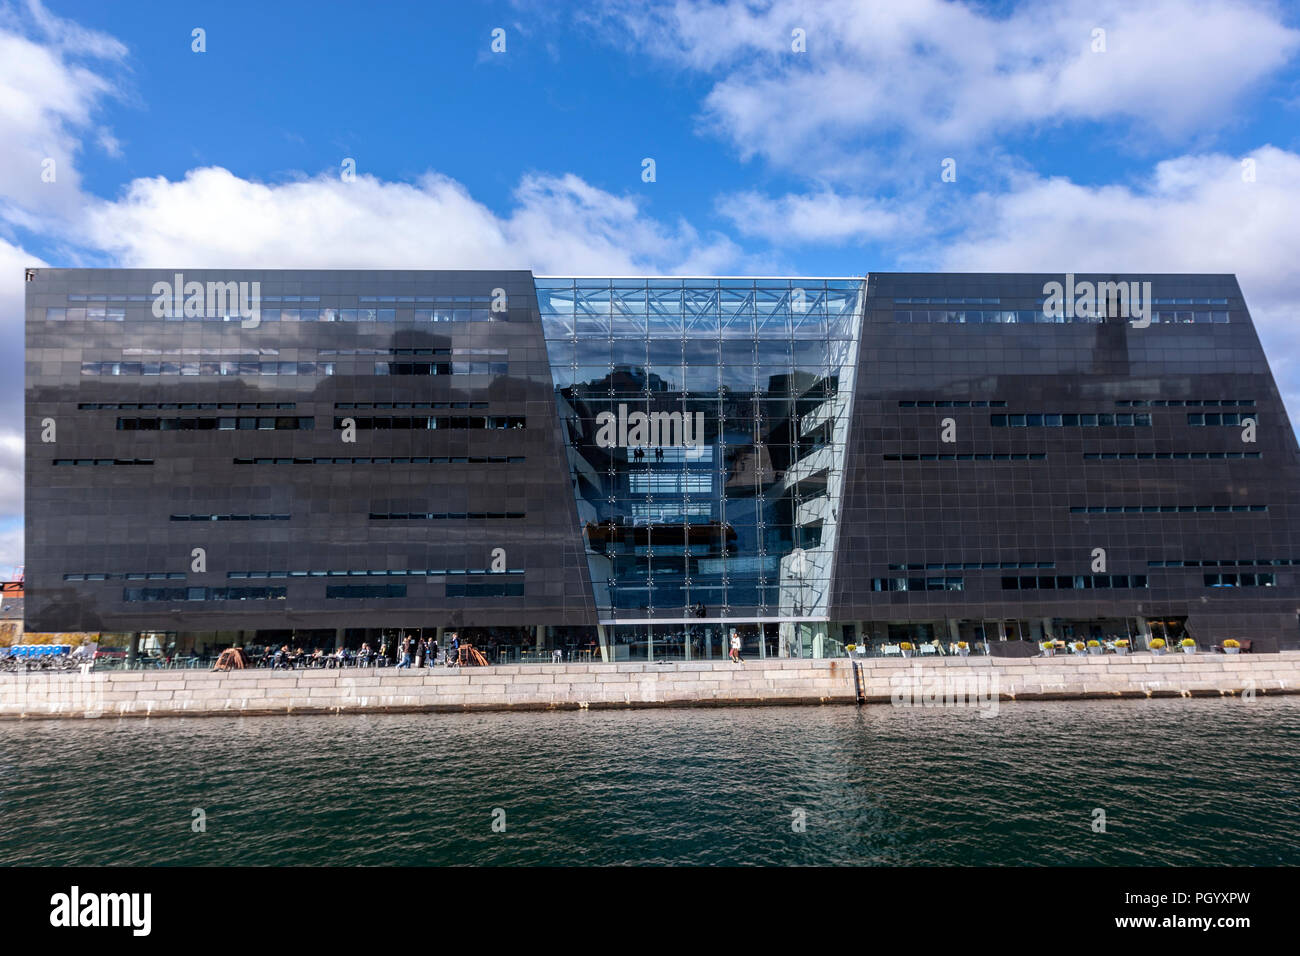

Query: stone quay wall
[[1, 651, 1297, 720]]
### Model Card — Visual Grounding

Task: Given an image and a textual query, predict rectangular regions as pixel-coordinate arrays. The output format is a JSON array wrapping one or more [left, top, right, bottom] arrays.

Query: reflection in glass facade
[[537, 279, 864, 657]]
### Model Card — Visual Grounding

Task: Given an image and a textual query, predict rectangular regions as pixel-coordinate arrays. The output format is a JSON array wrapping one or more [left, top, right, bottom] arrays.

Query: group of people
[[394, 631, 462, 668], [252, 629, 752, 667], [258, 632, 463, 669]]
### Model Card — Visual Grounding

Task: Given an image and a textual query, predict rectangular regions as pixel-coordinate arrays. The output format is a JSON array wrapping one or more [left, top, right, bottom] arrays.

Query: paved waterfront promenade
[[1, 651, 1298, 719]]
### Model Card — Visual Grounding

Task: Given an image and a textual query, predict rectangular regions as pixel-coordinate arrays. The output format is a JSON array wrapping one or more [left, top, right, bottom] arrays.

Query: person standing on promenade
[[729, 630, 743, 664]]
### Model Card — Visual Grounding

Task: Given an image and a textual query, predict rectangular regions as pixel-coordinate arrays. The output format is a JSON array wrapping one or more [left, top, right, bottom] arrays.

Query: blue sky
[[3, 0, 1300, 576]]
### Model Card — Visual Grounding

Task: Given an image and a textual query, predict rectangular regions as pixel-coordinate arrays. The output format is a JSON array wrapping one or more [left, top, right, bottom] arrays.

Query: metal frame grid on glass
[[537, 278, 865, 651]]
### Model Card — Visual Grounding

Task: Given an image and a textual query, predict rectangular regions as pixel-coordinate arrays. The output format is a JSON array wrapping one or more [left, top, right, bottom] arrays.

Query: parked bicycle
[[0, 644, 86, 672]]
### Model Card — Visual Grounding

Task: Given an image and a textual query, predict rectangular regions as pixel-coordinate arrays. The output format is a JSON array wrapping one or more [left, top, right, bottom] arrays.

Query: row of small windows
[[1002, 575, 1149, 590], [385, 347, 507, 356], [66, 572, 186, 581], [60, 294, 494, 305], [1150, 311, 1231, 324], [992, 413, 1151, 427], [77, 360, 507, 377], [170, 513, 290, 522], [48, 306, 498, 324], [74, 567, 528, 582], [887, 561, 1053, 570], [323, 582, 526, 598], [871, 577, 965, 592], [374, 362, 508, 376], [872, 574, 1151, 592], [82, 361, 336, 377], [447, 582, 526, 597], [124, 587, 286, 602], [332, 416, 526, 430], [233, 456, 525, 465], [355, 296, 495, 305], [892, 297, 1001, 305], [229, 569, 524, 578], [629, 475, 714, 494], [269, 309, 494, 323], [895, 310, 1057, 324], [891, 296, 1230, 306], [1188, 413, 1256, 426], [327, 585, 407, 599], [323, 348, 503, 356], [1070, 504, 1267, 514], [336, 402, 489, 410], [1117, 399, 1254, 407], [1083, 452, 1261, 460], [81, 402, 296, 410], [369, 512, 526, 521], [50, 306, 129, 321], [1150, 558, 1298, 567], [882, 453, 1047, 461], [53, 458, 152, 466], [73, 345, 481, 357], [894, 310, 1231, 325], [1204, 573, 1276, 588], [117, 416, 314, 431], [897, 400, 1008, 408]]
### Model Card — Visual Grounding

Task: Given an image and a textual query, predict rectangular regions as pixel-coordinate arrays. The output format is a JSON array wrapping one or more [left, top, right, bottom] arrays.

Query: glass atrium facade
[[537, 279, 863, 658]]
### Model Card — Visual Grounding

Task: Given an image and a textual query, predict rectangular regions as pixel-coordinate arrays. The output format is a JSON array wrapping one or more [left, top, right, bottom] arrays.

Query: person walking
[[729, 629, 743, 664], [397, 635, 413, 669]]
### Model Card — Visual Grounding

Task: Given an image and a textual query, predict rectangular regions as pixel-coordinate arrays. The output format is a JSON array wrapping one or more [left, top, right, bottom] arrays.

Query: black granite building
[[24, 269, 1300, 659]]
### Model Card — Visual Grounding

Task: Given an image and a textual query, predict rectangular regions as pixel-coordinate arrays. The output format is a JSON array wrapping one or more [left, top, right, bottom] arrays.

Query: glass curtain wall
[[537, 278, 864, 658]]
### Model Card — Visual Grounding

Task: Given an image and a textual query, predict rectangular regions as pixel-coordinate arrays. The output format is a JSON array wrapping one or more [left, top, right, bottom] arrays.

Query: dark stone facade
[[829, 273, 1300, 650], [24, 269, 595, 634]]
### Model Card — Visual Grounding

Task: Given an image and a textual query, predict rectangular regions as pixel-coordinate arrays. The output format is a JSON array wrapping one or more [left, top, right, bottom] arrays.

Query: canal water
[[1, 697, 1297, 866]]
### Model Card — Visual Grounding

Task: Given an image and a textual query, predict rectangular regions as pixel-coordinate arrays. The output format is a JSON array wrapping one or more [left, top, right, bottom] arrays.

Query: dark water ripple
[[1, 697, 1298, 866]]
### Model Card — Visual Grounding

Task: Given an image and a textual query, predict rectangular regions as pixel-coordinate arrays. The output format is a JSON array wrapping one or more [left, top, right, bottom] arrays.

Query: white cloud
[[0, 431, 19, 517], [716, 188, 906, 244], [0, 522, 20, 581], [0, 0, 125, 219], [81, 166, 747, 276], [8, 0, 127, 58], [596, 0, 1300, 172]]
